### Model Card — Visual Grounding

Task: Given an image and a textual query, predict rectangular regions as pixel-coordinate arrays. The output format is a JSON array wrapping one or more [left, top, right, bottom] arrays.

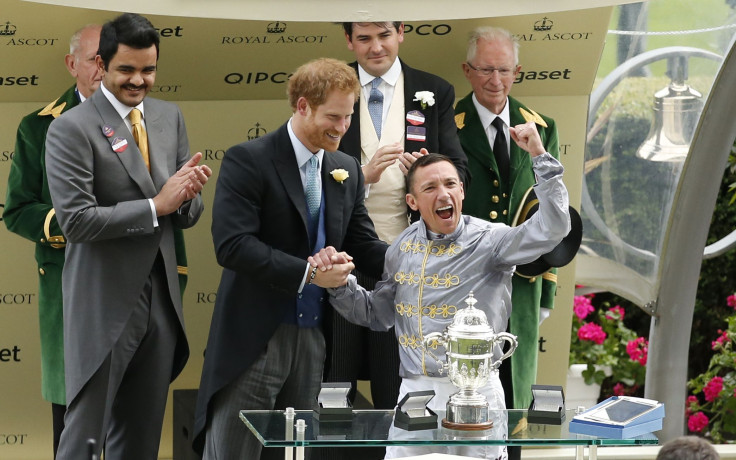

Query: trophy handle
[[422, 332, 448, 370], [493, 332, 519, 366]]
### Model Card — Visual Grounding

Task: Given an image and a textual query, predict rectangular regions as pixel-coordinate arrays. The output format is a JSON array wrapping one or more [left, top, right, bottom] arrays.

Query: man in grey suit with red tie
[[45, 13, 210, 460], [324, 21, 469, 417], [193, 58, 387, 459]]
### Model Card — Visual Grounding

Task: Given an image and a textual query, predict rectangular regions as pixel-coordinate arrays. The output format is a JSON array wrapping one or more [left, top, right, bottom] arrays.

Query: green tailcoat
[[3, 86, 189, 405], [455, 92, 559, 409]]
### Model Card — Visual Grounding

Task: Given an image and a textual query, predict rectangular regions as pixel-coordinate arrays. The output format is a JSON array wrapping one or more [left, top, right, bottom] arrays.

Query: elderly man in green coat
[[2, 24, 190, 458], [455, 26, 559, 460]]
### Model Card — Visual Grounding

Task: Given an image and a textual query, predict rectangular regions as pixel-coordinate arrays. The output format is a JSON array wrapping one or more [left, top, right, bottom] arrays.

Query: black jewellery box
[[313, 382, 353, 423], [527, 384, 566, 425], [394, 390, 438, 431]]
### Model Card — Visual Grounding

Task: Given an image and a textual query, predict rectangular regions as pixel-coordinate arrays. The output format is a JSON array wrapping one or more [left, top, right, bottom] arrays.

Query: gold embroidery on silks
[[398, 239, 464, 375], [399, 334, 426, 349], [396, 303, 419, 317], [396, 303, 457, 319], [423, 273, 460, 288], [429, 242, 462, 257], [419, 241, 432, 374], [400, 239, 427, 254], [421, 303, 457, 318], [399, 238, 462, 257], [395, 271, 422, 285]]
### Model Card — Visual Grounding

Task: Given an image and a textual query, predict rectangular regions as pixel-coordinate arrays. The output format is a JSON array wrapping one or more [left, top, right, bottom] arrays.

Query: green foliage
[[691, 155, 736, 380], [687, 312, 736, 443], [570, 295, 648, 395]]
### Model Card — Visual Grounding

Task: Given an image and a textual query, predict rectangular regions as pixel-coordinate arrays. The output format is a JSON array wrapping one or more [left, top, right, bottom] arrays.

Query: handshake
[[306, 246, 355, 289]]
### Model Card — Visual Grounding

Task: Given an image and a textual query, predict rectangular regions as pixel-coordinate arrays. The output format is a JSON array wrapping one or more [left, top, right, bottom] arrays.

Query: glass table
[[240, 408, 658, 460]]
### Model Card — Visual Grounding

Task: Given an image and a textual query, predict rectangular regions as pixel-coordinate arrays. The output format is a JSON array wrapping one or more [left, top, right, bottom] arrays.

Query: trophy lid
[[448, 292, 495, 334]]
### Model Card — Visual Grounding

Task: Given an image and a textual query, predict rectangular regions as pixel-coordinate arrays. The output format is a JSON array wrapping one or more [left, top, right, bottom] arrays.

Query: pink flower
[[685, 395, 698, 416], [711, 329, 729, 350], [626, 337, 648, 365], [688, 412, 709, 432], [703, 376, 724, 402], [578, 322, 606, 345], [605, 305, 625, 321], [573, 295, 595, 320], [727, 294, 736, 309], [613, 383, 626, 396]]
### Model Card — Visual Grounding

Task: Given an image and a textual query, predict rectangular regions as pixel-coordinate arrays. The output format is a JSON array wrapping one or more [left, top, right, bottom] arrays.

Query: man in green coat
[[2, 24, 190, 458], [455, 26, 559, 460]]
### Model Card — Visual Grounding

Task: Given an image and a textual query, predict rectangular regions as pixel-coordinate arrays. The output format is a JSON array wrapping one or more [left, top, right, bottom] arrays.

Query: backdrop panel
[[21, 0, 639, 21]]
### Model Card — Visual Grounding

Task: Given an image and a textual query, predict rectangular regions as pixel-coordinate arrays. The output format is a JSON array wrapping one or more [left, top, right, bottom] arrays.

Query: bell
[[636, 56, 703, 162]]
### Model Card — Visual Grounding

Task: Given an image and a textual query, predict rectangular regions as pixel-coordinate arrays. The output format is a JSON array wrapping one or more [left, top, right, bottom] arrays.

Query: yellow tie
[[129, 108, 150, 171]]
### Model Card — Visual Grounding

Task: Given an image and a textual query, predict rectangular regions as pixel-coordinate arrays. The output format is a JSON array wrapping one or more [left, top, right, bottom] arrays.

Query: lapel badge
[[111, 137, 128, 153], [455, 112, 465, 130], [406, 126, 426, 142], [102, 125, 115, 138], [406, 110, 425, 126]]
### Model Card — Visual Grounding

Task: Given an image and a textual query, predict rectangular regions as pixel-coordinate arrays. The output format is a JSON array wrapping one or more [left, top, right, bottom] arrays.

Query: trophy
[[423, 291, 518, 430]]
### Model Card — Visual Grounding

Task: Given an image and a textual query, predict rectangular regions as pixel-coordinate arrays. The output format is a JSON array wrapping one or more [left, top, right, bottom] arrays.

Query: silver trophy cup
[[423, 291, 518, 430]]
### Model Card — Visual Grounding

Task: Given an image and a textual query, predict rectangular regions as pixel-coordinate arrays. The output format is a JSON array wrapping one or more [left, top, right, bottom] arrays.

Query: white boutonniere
[[330, 168, 349, 183], [413, 91, 435, 109]]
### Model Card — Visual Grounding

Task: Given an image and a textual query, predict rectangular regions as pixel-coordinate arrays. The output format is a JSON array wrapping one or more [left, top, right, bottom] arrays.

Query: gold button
[[490, 211, 498, 219], [493, 180, 499, 187], [503, 193, 508, 198], [39, 268, 46, 276], [40, 238, 46, 243], [529, 276, 537, 283], [492, 195, 500, 203], [503, 209, 508, 215]]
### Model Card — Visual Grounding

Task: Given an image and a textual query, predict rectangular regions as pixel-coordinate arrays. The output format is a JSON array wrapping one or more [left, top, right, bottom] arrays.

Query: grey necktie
[[368, 77, 384, 139], [305, 155, 320, 220]]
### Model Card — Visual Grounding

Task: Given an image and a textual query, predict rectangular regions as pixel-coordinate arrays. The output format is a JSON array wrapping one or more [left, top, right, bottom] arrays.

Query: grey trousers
[[203, 323, 325, 460], [56, 261, 179, 460]]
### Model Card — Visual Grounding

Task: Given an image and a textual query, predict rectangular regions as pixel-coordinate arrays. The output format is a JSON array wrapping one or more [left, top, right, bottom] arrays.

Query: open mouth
[[326, 132, 340, 141], [436, 205, 453, 220]]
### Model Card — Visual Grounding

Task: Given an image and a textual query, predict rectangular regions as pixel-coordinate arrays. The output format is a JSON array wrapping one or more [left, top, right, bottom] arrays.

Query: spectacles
[[466, 62, 514, 77]]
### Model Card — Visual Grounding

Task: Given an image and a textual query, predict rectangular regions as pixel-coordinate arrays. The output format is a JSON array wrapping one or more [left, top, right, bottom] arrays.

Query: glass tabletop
[[239, 409, 659, 447]]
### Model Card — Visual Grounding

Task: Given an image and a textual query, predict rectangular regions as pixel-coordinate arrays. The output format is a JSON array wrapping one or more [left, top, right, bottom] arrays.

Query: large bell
[[636, 56, 703, 162]]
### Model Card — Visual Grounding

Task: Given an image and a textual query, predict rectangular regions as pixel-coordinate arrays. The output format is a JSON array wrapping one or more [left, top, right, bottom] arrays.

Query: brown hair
[[406, 153, 457, 193], [342, 22, 402, 39], [287, 58, 360, 111]]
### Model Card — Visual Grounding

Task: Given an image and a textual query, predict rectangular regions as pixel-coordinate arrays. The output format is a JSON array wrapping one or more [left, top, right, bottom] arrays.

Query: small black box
[[313, 382, 353, 423], [528, 384, 566, 425], [394, 390, 438, 431]]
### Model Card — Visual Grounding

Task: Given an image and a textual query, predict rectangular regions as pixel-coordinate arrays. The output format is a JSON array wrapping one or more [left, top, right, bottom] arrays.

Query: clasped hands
[[362, 142, 429, 184], [306, 246, 355, 289], [153, 152, 212, 216]]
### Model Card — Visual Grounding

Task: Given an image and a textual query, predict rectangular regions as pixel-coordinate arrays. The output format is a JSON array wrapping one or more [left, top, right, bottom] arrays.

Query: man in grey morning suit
[[45, 13, 210, 460], [193, 58, 387, 460]]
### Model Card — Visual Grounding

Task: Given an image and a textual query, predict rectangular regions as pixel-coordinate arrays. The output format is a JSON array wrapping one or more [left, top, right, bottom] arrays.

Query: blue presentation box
[[569, 396, 664, 439]]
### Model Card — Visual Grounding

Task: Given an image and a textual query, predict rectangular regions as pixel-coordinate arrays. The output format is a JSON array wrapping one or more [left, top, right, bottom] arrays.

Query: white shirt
[[472, 93, 511, 151], [357, 58, 402, 129]]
